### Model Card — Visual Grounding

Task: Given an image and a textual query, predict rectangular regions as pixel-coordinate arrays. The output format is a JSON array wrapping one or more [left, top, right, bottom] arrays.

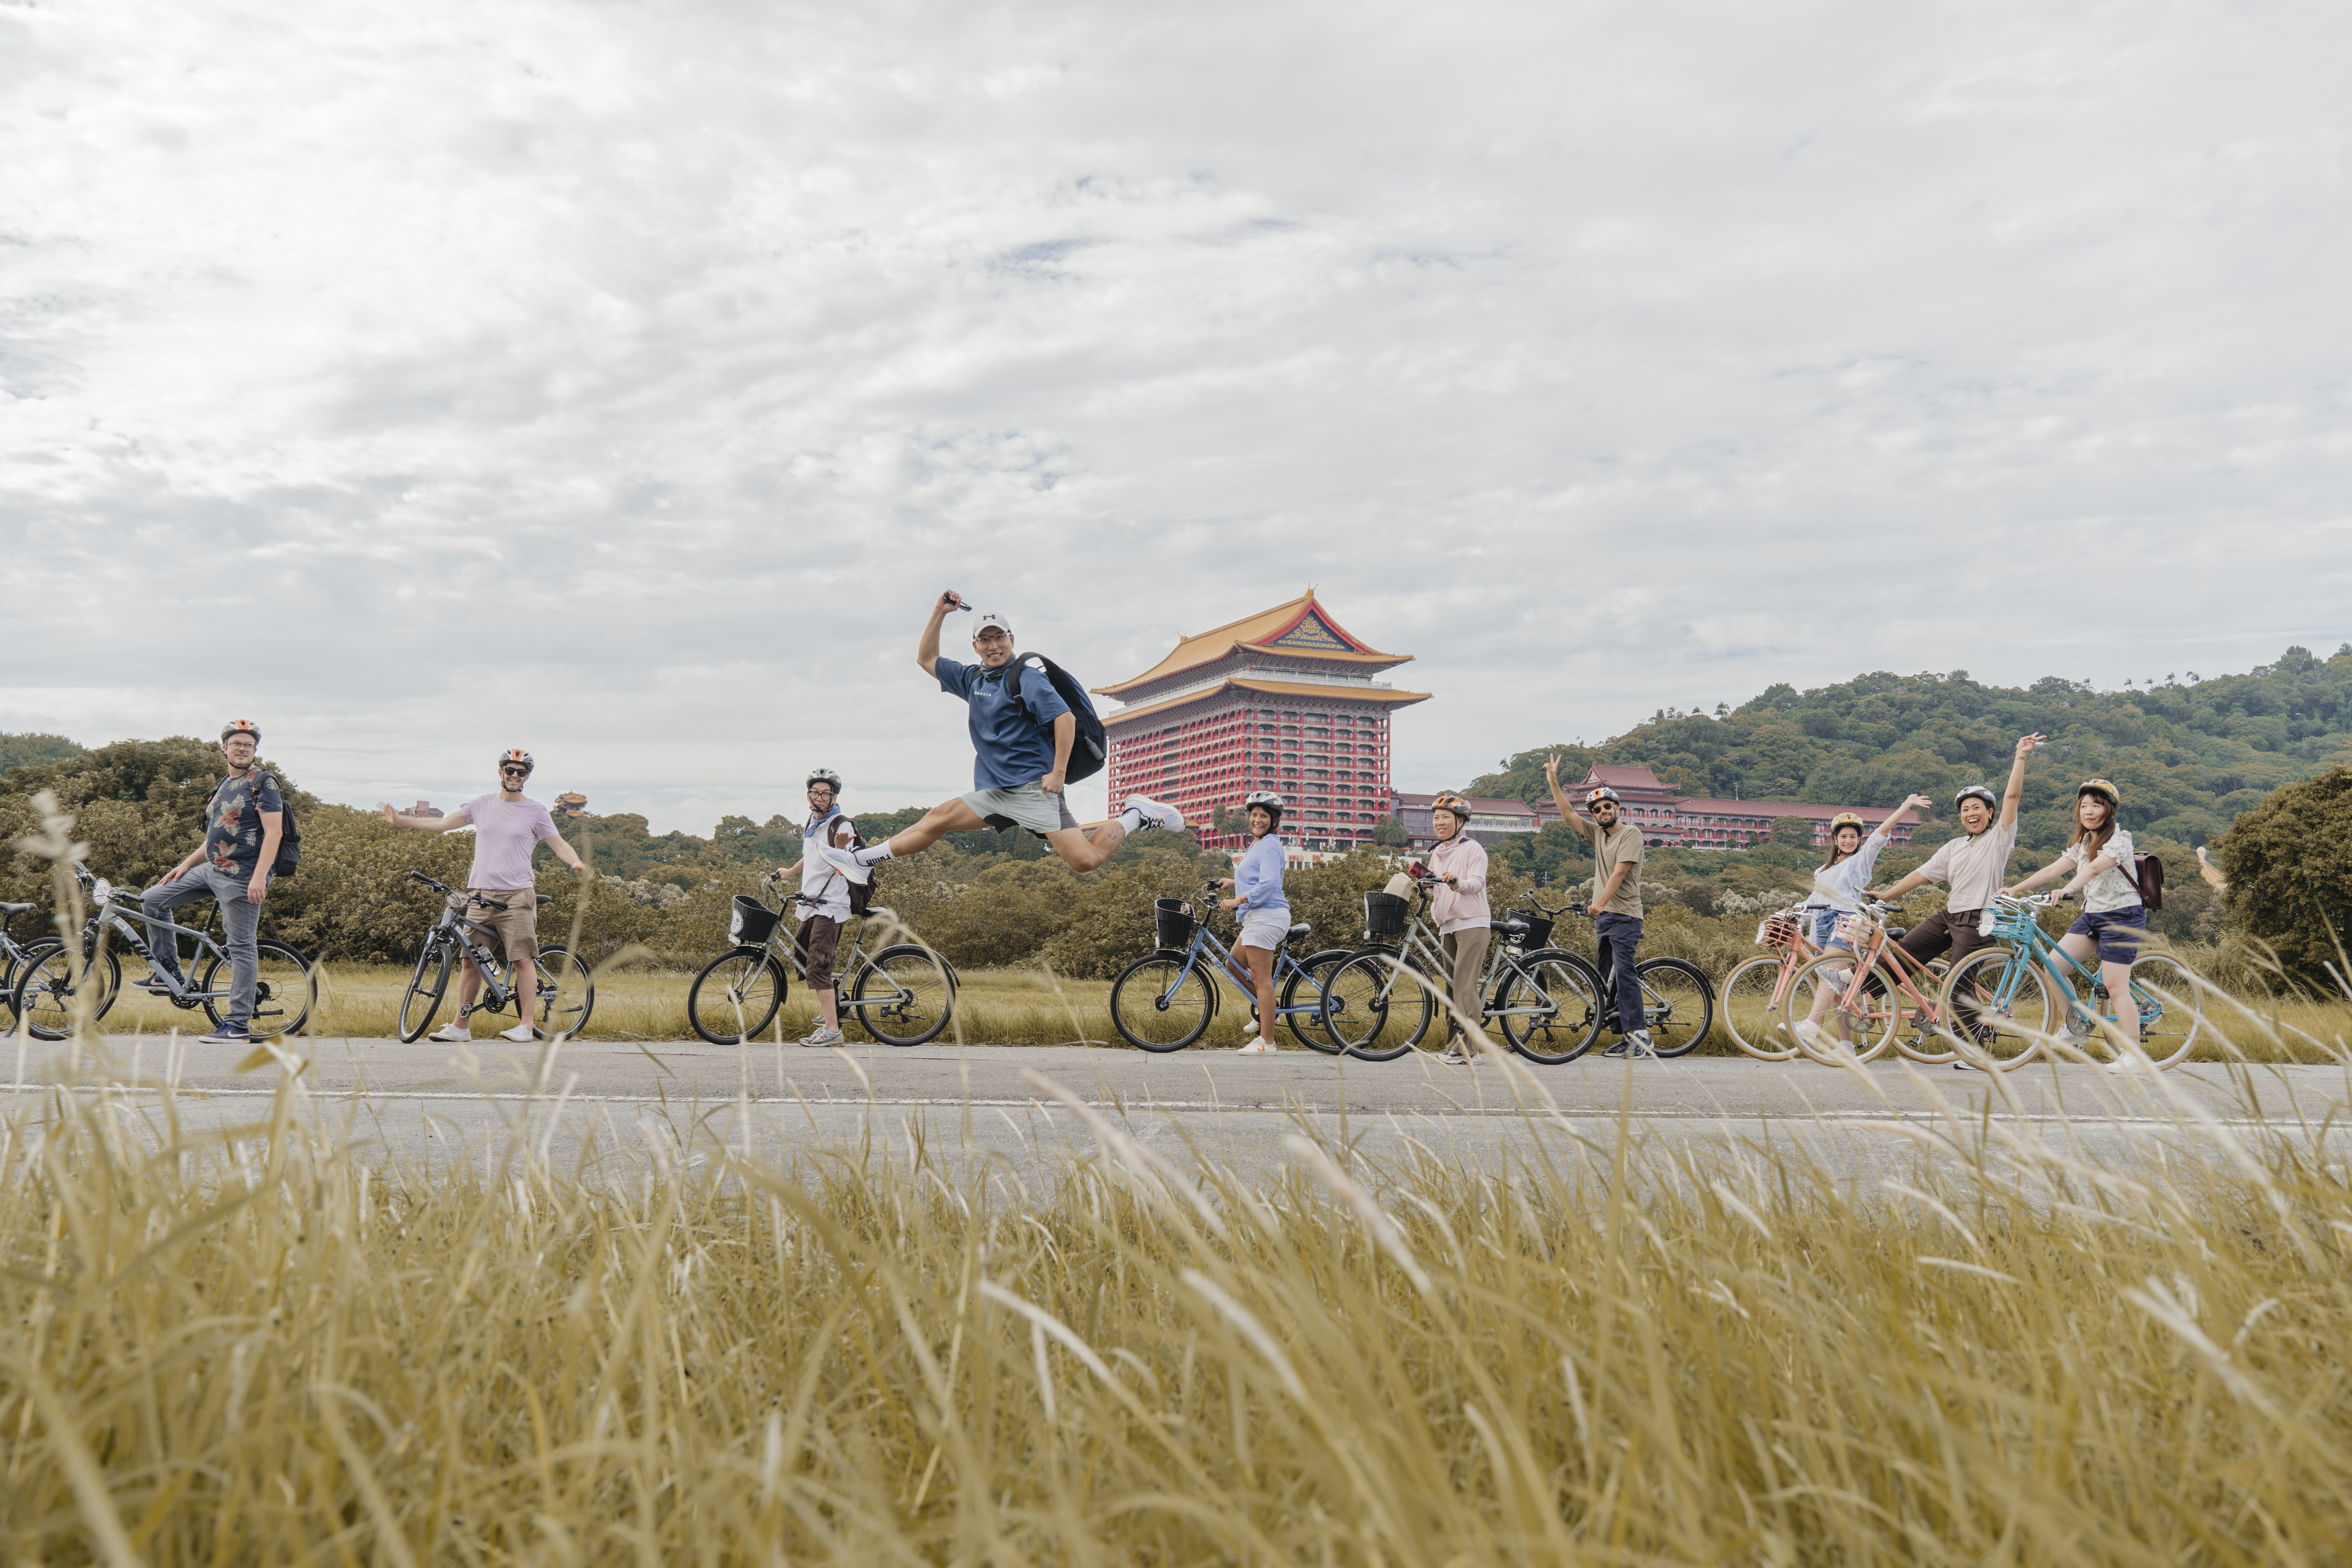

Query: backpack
[[2132, 852, 2164, 913], [808, 812, 875, 917], [996, 653, 1108, 785], [212, 771, 301, 878]]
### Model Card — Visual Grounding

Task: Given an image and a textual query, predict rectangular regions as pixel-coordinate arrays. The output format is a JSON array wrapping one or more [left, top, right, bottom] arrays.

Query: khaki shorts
[[961, 783, 1080, 839], [461, 887, 539, 963]]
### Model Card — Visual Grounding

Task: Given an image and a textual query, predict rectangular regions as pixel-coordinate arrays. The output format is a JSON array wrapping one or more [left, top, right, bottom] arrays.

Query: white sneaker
[[1235, 1033, 1273, 1054], [429, 1023, 473, 1044], [817, 846, 871, 884], [1792, 1020, 1826, 1052], [801, 1027, 846, 1048], [499, 1023, 536, 1042], [1125, 796, 1186, 833]]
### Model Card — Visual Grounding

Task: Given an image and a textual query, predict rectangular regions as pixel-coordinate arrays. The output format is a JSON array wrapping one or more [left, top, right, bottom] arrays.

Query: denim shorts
[[1808, 907, 1849, 952], [2068, 905, 2148, 964]]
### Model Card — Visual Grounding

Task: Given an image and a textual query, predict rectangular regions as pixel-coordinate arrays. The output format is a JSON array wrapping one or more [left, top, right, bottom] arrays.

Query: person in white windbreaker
[[1421, 792, 1492, 1066], [1795, 795, 1933, 1053], [1216, 790, 1292, 1055], [2000, 778, 2151, 1049]]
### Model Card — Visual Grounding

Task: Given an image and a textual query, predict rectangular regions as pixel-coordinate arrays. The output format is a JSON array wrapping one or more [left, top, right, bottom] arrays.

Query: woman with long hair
[[1795, 795, 1933, 1052], [2001, 779, 2147, 1048], [1216, 790, 1291, 1054]]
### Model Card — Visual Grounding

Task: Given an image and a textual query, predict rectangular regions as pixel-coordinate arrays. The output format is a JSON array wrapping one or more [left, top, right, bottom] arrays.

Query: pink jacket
[[1426, 833, 1491, 933]]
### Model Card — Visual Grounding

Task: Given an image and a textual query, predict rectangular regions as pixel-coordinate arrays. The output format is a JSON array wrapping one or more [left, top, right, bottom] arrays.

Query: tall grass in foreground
[[4, 1047, 2351, 1563]]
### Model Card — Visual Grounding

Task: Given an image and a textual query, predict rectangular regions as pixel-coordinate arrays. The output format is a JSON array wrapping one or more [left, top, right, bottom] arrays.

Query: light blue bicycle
[[1938, 893, 2206, 1070]]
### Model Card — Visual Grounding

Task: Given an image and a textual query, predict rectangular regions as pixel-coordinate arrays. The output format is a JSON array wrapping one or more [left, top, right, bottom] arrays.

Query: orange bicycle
[[1780, 899, 1967, 1064], [1719, 907, 1831, 1061]]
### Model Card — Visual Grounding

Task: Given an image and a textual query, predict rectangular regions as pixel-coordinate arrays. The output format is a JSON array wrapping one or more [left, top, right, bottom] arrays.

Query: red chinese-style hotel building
[[1095, 593, 1429, 855]]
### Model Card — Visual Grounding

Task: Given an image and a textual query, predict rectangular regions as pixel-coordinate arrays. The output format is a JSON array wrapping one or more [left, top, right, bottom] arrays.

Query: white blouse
[[2065, 829, 2143, 913]]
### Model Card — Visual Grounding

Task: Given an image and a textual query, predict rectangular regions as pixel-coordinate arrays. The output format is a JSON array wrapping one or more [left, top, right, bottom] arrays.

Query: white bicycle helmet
[[806, 768, 843, 792]]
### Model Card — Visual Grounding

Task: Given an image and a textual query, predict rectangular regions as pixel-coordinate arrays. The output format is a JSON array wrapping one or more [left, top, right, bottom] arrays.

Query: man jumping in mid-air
[[821, 590, 1184, 885]]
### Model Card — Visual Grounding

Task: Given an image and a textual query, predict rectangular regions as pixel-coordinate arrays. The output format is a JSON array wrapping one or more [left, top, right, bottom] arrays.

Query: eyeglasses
[[500, 767, 529, 777], [973, 632, 1011, 646]]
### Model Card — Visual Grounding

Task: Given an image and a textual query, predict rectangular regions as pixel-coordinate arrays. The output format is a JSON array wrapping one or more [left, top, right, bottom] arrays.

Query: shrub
[[2213, 764, 2352, 987]]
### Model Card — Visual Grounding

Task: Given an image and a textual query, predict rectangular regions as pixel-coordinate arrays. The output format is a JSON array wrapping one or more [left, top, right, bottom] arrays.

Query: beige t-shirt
[[1566, 812, 1646, 918], [1913, 819, 2020, 912]]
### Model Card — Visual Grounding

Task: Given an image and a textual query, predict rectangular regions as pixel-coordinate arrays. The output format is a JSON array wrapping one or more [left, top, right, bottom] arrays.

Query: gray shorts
[[961, 783, 1080, 839]]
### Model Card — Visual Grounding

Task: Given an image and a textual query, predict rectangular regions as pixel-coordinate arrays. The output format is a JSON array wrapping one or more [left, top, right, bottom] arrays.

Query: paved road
[[18, 1034, 2350, 1185]]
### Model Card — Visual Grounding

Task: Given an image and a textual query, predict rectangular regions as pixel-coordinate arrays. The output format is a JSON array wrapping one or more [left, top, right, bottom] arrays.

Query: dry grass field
[[4, 1038, 2351, 1564]]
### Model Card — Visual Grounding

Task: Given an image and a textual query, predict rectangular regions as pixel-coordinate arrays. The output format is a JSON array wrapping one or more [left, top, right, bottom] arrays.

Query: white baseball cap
[[974, 612, 1014, 637]]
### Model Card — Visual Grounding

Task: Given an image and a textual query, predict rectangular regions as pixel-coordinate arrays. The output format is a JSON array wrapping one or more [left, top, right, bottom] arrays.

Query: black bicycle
[[1, 899, 50, 1033], [1107, 882, 1357, 1053], [10, 863, 317, 1041], [1318, 880, 1606, 1063], [1530, 896, 1715, 1058], [685, 883, 956, 1047], [394, 872, 595, 1042]]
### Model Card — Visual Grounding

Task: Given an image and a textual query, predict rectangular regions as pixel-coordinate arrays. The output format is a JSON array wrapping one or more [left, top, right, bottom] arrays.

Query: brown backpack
[[2131, 852, 2164, 913]]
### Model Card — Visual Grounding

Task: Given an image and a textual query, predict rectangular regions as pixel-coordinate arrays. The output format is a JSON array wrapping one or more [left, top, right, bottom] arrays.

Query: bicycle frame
[[1525, 898, 1680, 1023], [85, 883, 245, 1006], [424, 897, 532, 1012], [1976, 898, 2166, 1036], [1158, 920, 1324, 1021], [1363, 896, 1575, 1030], [1814, 910, 1951, 1034]]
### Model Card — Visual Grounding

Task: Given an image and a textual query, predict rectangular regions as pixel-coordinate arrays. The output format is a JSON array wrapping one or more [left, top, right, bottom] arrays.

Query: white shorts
[[1237, 912, 1291, 951]]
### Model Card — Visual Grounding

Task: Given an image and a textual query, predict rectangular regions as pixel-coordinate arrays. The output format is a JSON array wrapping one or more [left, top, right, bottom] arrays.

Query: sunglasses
[[500, 766, 530, 777]]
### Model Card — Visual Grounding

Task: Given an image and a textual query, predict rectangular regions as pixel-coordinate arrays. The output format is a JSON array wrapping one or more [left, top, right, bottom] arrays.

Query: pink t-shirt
[[460, 794, 559, 889]]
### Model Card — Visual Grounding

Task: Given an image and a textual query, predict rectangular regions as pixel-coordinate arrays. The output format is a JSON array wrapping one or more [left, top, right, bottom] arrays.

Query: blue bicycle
[[1108, 882, 1354, 1052], [1939, 893, 2206, 1070]]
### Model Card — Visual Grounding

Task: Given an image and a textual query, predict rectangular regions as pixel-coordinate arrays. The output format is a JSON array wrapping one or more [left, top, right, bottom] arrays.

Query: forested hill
[[1469, 643, 2352, 851]]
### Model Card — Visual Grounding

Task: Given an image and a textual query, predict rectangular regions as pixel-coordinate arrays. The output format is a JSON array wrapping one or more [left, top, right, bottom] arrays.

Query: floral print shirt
[[204, 768, 285, 876]]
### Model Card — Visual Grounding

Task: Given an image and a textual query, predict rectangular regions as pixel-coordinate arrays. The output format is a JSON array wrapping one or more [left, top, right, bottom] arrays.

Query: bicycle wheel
[[1321, 950, 1437, 1062], [688, 948, 788, 1044], [1784, 952, 1897, 1063], [1637, 957, 1713, 1057], [1281, 948, 1354, 1054], [397, 943, 453, 1042], [1940, 948, 2053, 1071], [12, 943, 120, 1041], [2114, 953, 2205, 1069], [1109, 954, 1215, 1052], [853, 945, 953, 1046], [530, 946, 596, 1039], [1720, 955, 1801, 1061], [199, 939, 316, 1038], [1494, 948, 1603, 1064]]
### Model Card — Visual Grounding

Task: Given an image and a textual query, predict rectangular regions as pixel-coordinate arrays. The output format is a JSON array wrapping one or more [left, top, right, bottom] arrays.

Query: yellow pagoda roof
[[1094, 590, 1411, 698], [1102, 677, 1432, 729]]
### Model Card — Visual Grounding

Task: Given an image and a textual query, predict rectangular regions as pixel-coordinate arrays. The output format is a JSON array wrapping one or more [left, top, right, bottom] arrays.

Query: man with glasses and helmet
[[771, 767, 858, 1048], [381, 748, 589, 1043], [136, 719, 286, 1045], [1542, 756, 1656, 1057], [817, 590, 1185, 885]]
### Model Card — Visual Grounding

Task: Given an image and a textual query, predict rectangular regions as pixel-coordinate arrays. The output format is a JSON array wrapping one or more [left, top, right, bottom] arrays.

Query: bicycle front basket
[[1364, 891, 1410, 937], [730, 895, 781, 948], [1760, 914, 1800, 949], [1154, 897, 1196, 952], [1518, 914, 1555, 950]]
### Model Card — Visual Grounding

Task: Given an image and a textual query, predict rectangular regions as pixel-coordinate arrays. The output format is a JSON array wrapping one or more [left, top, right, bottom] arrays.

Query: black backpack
[[808, 813, 875, 917], [213, 771, 301, 878], [996, 654, 1108, 785]]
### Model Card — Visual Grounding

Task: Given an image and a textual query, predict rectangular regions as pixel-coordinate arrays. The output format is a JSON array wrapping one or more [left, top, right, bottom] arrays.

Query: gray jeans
[[141, 866, 260, 1028]]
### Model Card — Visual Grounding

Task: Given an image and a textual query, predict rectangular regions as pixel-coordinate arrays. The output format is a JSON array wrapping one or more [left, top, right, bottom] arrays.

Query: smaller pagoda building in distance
[[1094, 592, 1430, 856]]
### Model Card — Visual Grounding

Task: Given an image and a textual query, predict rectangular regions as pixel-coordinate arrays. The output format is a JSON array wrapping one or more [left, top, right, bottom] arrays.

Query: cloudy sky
[[6, 0, 2349, 832]]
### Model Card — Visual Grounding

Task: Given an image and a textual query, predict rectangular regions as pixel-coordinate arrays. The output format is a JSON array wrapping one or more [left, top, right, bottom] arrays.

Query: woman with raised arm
[[1794, 795, 1934, 1053], [1999, 778, 2147, 1048]]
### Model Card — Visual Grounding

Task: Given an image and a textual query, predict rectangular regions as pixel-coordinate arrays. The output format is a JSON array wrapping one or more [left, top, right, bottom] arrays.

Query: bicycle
[[394, 872, 595, 1043], [1940, 893, 2206, 1070], [1718, 907, 1829, 1061], [1107, 882, 1356, 1053], [1532, 896, 1715, 1058], [685, 881, 956, 1047], [2, 899, 51, 1032], [1776, 899, 1970, 1065], [1318, 881, 1607, 1063], [11, 863, 316, 1041]]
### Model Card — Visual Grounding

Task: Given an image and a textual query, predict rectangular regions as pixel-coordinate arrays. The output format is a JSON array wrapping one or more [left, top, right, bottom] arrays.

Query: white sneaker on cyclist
[[1792, 1020, 1827, 1053], [429, 1022, 473, 1044], [498, 1023, 535, 1043], [1437, 1048, 1471, 1065], [816, 846, 870, 884], [1234, 1025, 1272, 1053], [801, 1027, 846, 1048], [1124, 796, 1186, 833]]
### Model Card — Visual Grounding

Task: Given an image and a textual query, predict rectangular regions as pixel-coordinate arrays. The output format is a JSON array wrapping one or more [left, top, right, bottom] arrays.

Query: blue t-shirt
[[205, 768, 285, 877], [936, 656, 1072, 790]]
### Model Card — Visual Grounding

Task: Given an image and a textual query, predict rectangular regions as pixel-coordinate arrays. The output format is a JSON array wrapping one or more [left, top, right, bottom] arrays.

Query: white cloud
[[4, 0, 2349, 828]]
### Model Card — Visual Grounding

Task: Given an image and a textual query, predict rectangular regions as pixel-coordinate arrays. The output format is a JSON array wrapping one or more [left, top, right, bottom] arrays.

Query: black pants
[[1593, 913, 1645, 1035]]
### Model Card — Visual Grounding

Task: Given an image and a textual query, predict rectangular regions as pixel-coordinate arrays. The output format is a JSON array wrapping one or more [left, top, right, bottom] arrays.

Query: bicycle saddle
[[1286, 922, 1312, 940], [535, 895, 552, 907], [1488, 918, 1528, 934], [1885, 928, 1906, 940], [0, 901, 34, 915]]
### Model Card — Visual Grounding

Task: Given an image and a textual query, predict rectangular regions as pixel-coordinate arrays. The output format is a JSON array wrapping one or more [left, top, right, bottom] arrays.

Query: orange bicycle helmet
[[220, 720, 260, 743], [498, 748, 535, 776]]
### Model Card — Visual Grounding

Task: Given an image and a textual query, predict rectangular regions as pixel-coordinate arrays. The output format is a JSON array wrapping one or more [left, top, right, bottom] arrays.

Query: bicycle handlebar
[[406, 870, 453, 895]]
